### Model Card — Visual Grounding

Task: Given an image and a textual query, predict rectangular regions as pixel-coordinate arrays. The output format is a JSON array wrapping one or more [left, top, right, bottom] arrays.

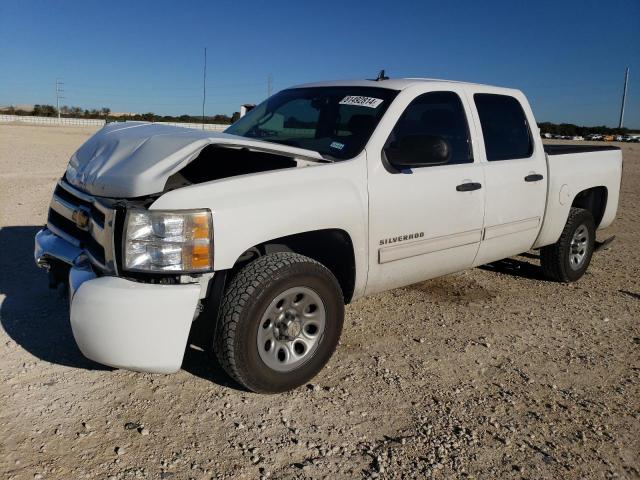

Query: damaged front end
[[34, 122, 326, 373], [38, 122, 321, 281], [35, 179, 121, 296], [35, 178, 155, 284], [64, 121, 327, 198], [34, 179, 204, 373]]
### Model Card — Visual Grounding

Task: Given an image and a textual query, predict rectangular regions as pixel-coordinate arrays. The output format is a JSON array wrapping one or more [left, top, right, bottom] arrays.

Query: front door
[[366, 89, 486, 295]]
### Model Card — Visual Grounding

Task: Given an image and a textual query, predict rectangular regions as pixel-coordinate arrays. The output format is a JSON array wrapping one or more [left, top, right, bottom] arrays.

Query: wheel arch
[[188, 229, 357, 353], [231, 228, 357, 304], [571, 186, 608, 228]]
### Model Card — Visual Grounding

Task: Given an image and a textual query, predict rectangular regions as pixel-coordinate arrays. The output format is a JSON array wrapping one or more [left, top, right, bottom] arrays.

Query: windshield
[[225, 86, 399, 160]]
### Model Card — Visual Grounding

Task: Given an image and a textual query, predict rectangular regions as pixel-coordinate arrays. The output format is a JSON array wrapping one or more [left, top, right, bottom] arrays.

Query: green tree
[[33, 104, 57, 117]]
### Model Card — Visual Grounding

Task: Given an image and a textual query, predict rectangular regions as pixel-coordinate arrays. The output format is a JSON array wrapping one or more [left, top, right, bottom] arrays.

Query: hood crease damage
[[65, 122, 326, 198]]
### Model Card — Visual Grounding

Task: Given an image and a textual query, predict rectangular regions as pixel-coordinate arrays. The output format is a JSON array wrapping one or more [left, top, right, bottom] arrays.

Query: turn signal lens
[[191, 214, 210, 240], [186, 244, 211, 269]]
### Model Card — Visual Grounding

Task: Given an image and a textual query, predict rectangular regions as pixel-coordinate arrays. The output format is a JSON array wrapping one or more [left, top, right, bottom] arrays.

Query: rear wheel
[[540, 207, 595, 282], [214, 252, 344, 393]]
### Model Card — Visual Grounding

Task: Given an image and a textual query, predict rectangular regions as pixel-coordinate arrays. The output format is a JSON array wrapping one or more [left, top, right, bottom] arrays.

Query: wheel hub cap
[[257, 286, 326, 372], [569, 224, 589, 270]]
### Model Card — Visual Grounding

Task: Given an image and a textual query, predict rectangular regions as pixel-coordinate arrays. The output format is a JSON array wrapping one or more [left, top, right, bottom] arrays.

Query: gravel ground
[[1, 123, 638, 480]]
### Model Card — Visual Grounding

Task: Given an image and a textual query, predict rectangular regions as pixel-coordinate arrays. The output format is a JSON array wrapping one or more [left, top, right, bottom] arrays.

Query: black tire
[[540, 207, 595, 282], [214, 252, 344, 393]]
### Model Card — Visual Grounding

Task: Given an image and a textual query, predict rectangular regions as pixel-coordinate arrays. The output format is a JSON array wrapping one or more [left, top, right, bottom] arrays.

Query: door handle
[[456, 182, 482, 192], [525, 174, 544, 182]]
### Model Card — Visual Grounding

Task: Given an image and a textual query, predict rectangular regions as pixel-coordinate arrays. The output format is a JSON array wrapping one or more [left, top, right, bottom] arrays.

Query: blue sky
[[1, 0, 638, 127]]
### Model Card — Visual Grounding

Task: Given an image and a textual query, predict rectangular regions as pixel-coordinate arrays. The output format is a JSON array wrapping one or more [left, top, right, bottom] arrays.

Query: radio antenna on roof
[[376, 69, 389, 81]]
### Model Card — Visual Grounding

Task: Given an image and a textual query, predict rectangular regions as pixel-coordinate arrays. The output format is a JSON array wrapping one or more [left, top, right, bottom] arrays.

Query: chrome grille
[[47, 180, 117, 272]]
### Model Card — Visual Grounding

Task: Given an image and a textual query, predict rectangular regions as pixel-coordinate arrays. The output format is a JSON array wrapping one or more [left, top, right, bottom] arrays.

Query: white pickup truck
[[35, 77, 622, 393]]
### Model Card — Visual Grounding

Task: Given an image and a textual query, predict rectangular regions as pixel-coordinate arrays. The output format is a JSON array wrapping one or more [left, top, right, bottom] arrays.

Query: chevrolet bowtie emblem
[[71, 208, 90, 230]]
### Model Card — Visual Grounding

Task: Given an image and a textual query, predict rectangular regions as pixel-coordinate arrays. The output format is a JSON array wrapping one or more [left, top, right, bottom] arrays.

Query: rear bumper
[[35, 227, 202, 374]]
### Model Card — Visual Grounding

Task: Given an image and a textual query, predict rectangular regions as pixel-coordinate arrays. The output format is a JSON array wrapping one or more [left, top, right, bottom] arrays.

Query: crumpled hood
[[65, 122, 324, 198]]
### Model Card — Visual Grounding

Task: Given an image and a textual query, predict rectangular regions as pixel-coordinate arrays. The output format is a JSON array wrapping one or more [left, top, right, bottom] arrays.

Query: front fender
[[150, 154, 369, 299]]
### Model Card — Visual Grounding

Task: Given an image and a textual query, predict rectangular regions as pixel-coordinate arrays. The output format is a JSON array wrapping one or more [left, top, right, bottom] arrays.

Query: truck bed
[[534, 144, 623, 250], [544, 144, 621, 155]]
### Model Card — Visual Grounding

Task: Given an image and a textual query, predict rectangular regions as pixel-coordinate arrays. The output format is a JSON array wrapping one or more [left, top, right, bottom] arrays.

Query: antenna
[[55, 78, 65, 119], [618, 67, 629, 128], [376, 70, 389, 81], [202, 47, 207, 130], [267, 74, 273, 97]]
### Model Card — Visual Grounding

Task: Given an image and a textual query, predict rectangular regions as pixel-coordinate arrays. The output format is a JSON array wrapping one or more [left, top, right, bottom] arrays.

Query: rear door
[[365, 88, 486, 295], [467, 91, 547, 266]]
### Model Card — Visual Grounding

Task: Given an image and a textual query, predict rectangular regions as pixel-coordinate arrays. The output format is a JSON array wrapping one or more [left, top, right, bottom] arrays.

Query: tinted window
[[386, 91, 472, 166], [226, 87, 399, 160], [474, 94, 533, 161]]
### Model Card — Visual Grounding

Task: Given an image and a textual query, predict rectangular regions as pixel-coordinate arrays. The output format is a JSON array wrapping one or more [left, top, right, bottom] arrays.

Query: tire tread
[[214, 252, 342, 391], [540, 207, 594, 282]]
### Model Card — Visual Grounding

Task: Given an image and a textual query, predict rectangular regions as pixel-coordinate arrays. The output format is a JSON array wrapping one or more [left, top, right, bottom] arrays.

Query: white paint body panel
[[70, 272, 201, 373], [65, 121, 327, 198], [463, 87, 548, 266], [150, 157, 370, 299], [533, 149, 622, 248], [365, 84, 485, 294]]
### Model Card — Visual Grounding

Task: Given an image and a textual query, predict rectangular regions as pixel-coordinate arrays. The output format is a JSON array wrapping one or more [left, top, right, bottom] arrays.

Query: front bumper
[[35, 227, 201, 373]]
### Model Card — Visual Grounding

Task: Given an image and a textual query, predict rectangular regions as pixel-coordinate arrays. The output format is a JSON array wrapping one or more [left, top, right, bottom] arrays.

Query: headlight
[[124, 209, 213, 272]]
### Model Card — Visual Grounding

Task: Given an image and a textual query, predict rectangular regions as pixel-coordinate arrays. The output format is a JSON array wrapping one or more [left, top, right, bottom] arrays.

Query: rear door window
[[474, 94, 533, 161]]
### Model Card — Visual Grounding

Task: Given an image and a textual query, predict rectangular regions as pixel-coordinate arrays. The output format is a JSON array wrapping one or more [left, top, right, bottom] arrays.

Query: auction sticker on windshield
[[339, 96, 384, 108]]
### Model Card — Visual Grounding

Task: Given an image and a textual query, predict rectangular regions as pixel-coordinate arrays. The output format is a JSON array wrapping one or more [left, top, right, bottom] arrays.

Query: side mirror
[[384, 135, 451, 168]]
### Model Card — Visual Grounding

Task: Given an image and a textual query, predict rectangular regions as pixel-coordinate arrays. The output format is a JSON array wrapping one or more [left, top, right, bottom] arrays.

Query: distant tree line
[[116, 112, 240, 124], [1, 104, 240, 124], [537, 122, 635, 136]]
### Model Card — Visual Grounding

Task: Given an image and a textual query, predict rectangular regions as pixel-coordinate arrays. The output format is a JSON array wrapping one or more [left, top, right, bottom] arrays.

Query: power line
[[3, 75, 278, 115], [61, 80, 269, 92], [0, 81, 285, 95]]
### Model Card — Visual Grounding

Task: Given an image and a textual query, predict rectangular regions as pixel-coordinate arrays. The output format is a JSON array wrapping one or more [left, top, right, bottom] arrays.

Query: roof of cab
[[290, 78, 520, 94]]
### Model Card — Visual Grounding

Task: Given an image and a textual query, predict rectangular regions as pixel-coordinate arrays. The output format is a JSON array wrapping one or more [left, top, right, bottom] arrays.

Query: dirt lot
[[1, 123, 638, 480]]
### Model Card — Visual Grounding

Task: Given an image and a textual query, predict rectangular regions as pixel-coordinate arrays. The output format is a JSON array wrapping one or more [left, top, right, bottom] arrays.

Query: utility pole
[[618, 67, 629, 128], [202, 47, 207, 130], [55, 78, 64, 119], [267, 74, 273, 98]]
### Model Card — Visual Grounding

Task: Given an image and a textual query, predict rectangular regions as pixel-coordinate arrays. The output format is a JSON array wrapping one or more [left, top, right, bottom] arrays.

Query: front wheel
[[540, 207, 595, 282], [214, 252, 344, 393]]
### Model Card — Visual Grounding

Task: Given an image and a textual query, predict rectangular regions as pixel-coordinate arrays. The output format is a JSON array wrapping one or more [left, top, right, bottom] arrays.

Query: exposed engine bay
[[164, 145, 306, 191]]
